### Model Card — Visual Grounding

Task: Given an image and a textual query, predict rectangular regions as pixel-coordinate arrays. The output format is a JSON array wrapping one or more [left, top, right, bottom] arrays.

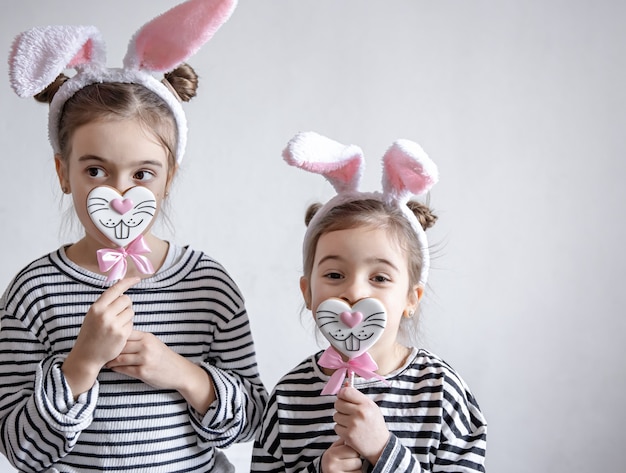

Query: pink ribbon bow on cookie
[[318, 346, 389, 395], [97, 235, 154, 282]]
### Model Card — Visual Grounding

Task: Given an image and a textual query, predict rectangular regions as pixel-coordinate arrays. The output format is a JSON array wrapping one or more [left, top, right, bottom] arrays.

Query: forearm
[[61, 350, 102, 399], [175, 357, 216, 414]]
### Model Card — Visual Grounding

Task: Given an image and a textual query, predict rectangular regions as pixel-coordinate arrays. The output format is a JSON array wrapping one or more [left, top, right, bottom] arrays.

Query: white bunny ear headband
[[283, 131, 439, 286], [8, 0, 237, 164]]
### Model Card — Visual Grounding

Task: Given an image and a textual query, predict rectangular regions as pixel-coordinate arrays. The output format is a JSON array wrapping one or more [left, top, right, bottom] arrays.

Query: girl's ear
[[54, 154, 70, 193], [166, 162, 179, 193], [416, 285, 424, 302], [299, 276, 311, 310], [404, 284, 423, 317]]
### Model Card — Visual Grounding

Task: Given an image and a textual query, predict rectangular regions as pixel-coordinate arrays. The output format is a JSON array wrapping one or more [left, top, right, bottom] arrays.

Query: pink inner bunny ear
[[382, 139, 439, 203], [9, 25, 104, 97], [283, 131, 364, 194], [126, 0, 237, 72], [67, 38, 95, 67]]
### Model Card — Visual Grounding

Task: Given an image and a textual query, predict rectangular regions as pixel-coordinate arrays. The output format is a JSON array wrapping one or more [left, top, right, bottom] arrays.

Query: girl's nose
[[339, 281, 367, 306], [109, 176, 134, 194]]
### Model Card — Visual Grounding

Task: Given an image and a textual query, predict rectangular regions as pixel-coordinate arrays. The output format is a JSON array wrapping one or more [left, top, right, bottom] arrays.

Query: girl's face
[[301, 225, 422, 363], [55, 118, 174, 248]]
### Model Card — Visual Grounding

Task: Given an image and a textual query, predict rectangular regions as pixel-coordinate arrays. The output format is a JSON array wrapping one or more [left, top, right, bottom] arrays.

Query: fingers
[[323, 439, 362, 473], [91, 278, 139, 324], [106, 342, 142, 369], [333, 388, 390, 465], [107, 332, 144, 364], [337, 385, 362, 403], [99, 277, 141, 306], [125, 330, 144, 342], [335, 387, 362, 418]]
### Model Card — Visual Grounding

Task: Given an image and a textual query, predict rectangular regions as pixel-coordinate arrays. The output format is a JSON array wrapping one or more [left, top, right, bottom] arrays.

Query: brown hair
[[35, 63, 198, 171], [303, 199, 437, 289]]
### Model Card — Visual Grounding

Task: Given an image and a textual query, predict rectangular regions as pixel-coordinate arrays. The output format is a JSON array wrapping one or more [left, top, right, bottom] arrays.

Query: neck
[[370, 343, 412, 376]]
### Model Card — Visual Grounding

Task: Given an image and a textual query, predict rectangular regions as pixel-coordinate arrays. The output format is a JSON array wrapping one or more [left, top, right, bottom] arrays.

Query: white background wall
[[1, 1, 625, 472]]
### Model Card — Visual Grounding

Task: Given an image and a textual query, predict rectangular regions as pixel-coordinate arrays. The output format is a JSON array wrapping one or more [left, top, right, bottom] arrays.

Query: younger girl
[[1, 1, 267, 472], [251, 132, 486, 472]]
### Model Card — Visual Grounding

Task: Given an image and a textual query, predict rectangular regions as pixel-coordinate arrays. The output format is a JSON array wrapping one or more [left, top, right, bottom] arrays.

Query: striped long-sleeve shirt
[[0, 245, 268, 472], [251, 347, 486, 473]]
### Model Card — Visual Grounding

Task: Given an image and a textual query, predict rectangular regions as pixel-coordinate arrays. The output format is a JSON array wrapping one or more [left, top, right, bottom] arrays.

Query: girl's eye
[[324, 272, 343, 280], [87, 167, 105, 178], [372, 274, 391, 283], [134, 170, 155, 182]]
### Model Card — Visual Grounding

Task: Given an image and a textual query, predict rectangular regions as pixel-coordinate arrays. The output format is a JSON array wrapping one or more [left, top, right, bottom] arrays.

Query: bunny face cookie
[[315, 298, 387, 360], [87, 186, 157, 248]]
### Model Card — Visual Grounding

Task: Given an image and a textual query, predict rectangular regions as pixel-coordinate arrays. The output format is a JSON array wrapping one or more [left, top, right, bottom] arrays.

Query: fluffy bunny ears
[[8, 0, 237, 164], [284, 131, 439, 286]]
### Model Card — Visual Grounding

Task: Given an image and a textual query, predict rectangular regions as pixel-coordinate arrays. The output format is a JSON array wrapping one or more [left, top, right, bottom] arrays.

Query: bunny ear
[[124, 0, 237, 72], [9, 25, 105, 97], [382, 139, 439, 203], [283, 131, 364, 194]]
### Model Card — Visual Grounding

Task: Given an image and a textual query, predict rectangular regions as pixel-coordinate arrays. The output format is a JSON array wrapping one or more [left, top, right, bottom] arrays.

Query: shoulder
[[398, 349, 484, 413], [162, 246, 241, 290], [409, 349, 472, 386], [411, 349, 486, 430], [162, 246, 246, 313], [1, 249, 69, 309], [271, 352, 325, 393], [7, 250, 61, 284], [266, 352, 336, 413], [178, 247, 239, 285]]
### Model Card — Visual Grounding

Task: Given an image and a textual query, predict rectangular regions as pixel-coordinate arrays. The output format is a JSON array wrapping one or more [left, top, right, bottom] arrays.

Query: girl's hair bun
[[407, 200, 437, 230], [304, 203, 323, 227], [34, 73, 69, 104], [163, 63, 198, 102]]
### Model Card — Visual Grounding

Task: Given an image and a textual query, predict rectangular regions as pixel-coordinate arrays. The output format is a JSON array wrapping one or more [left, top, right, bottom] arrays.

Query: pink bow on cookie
[[97, 235, 154, 282], [318, 346, 388, 395]]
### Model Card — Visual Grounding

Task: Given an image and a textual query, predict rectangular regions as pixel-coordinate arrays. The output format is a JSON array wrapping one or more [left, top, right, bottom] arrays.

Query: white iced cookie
[[87, 186, 157, 247], [315, 298, 387, 359]]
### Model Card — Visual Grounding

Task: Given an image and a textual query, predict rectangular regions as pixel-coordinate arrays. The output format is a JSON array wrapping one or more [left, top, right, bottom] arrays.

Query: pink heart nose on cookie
[[110, 198, 134, 215], [340, 311, 363, 328]]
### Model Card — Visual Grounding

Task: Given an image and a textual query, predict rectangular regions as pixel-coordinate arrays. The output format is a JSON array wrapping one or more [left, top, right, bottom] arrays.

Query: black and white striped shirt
[[0, 245, 267, 472], [251, 348, 486, 473]]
